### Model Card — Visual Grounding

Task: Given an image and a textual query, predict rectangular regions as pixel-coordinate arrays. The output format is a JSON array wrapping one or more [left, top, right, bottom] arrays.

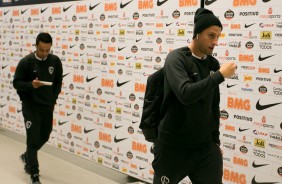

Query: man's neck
[[188, 42, 207, 60]]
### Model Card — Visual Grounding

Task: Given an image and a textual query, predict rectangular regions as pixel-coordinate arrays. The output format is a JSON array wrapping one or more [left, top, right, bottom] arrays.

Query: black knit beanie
[[193, 8, 223, 39]]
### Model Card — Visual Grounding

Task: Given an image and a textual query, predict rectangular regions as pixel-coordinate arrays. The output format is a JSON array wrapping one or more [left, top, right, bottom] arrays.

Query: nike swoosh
[[116, 80, 130, 87], [136, 39, 142, 42], [251, 176, 279, 184], [132, 121, 138, 124], [114, 125, 123, 129], [17, 109, 22, 113], [89, 2, 101, 11], [120, 0, 134, 9], [56, 25, 60, 28], [166, 22, 173, 27], [252, 161, 268, 168], [4, 10, 9, 15], [107, 101, 113, 103], [67, 113, 72, 116], [258, 54, 275, 61], [262, 0, 271, 2], [90, 149, 95, 152], [239, 128, 250, 132], [111, 24, 116, 27], [157, 0, 169, 6], [63, 5, 73, 12], [245, 23, 255, 28], [1, 65, 8, 69], [58, 120, 68, 126], [21, 9, 28, 15], [84, 127, 95, 134], [114, 136, 128, 143], [205, 0, 217, 5], [274, 68, 282, 73], [86, 76, 98, 82], [80, 53, 85, 56], [256, 99, 282, 111], [40, 7, 48, 14], [0, 104, 7, 108], [139, 167, 146, 170], [118, 47, 126, 51], [126, 56, 132, 59], [70, 45, 75, 49], [62, 73, 70, 78], [227, 84, 237, 88]]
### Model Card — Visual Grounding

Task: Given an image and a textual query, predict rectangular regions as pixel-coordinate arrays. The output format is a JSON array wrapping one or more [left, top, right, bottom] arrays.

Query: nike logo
[[205, 0, 217, 5], [114, 125, 123, 129], [227, 84, 237, 88], [132, 121, 138, 124], [245, 23, 255, 28], [17, 109, 22, 113], [63, 5, 72, 12], [116, 80, 130, 87], [239, 128, 250, 132], [67, 113, 72, 116], [139, 167, 146, 170], [114, 136, 128, 143], [136, 39, 142, 42], [62, 73, 70, 78], [118, 47, 126, 51], [251, 176, 279, 184], [157, 0, 169, 6], [258, 54, 275, 61], [89, 2, 101, 11], [0, 104, 7, 108], [80, 53, 85, 56], [21, 9, 28, 15], [40, 7, 48, 14], [107, 101, 113, 103], [4, 10, 9, 15], [262, 0, 271, 2], [1, 65, 8, 69], [70, 45, 75, 49], [56, 25, 60, 28], [86, 76, 98, 82], [120, 0, 134, 9], [252, 161, 268, 168], [111, 24, 116, 27], [84, 127, 95, 134], [166, 22, 173, 27], [58, 120, 68, 126], [256, 99, 282, 111], [274, 68, 282, 73], [126, 56, 132, 59], [90, 149, 95, 152]]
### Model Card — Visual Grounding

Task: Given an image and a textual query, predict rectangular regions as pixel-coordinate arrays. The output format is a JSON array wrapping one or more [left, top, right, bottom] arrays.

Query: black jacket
[[13, 53, 63, 111], [158, 47, 224, 147]]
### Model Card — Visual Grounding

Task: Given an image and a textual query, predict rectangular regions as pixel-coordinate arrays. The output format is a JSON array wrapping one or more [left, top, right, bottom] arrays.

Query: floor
[[0, 128, 144, 184]]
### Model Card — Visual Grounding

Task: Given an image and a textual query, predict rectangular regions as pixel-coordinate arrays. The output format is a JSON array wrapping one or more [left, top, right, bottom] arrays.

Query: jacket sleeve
[[164, 51, 224, 105], [13, 59, 34, 91], [53, 57, 63, 101], [212, 86, 221, 145]]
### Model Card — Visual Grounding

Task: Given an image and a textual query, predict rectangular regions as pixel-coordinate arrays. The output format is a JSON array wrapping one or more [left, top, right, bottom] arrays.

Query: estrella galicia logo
[[120, 0, 134, 9], [114, 136, 128, 143], [89, 2, 101, 11], [256, 99, 282, 110]]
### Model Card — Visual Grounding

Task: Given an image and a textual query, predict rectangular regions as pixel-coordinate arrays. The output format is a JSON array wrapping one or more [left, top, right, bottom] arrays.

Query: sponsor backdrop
[[0, 0, 281, 183]]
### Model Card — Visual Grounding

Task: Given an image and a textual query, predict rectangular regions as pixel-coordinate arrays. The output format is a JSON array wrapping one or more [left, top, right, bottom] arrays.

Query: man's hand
[[32, 78, 44, 88], [219, 62, 237, 78]]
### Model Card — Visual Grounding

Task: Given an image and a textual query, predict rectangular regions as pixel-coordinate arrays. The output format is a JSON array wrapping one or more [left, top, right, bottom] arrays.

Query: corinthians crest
[[48, 66, 54, 74]]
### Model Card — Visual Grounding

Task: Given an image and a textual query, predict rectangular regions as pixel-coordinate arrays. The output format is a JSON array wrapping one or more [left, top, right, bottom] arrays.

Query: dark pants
[[22, 103, 53, 175], [152, 141, 223, 184]]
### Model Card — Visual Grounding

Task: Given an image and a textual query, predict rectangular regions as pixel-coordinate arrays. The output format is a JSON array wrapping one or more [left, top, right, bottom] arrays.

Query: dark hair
[[36, 32, 52, 45]]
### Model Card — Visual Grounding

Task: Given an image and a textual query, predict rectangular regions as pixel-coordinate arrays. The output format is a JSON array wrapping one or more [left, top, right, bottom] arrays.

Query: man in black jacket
[[13, 32, 63, 184], [152, 8, 237, 184]]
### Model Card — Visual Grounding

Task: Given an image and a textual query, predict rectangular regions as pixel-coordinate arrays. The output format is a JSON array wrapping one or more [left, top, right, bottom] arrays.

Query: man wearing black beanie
[[152, 8, 237, 184]]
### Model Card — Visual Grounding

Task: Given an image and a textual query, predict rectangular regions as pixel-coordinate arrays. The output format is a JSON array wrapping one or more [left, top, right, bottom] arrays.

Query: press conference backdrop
[[0, 0, 281, 183]]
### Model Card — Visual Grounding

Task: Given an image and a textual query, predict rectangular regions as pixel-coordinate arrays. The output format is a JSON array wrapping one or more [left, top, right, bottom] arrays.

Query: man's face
[[196, 26, 222, 56], [35, 41, 52, 59]]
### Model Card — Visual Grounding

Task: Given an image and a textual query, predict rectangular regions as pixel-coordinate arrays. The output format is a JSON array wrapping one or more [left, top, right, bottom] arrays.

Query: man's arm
[[13, 59, 34, 91], [53, 57, 63, 101]]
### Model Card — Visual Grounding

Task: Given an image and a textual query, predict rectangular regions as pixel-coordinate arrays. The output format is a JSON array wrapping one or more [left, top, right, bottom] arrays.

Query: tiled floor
[[0, 128, 144, 184]]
